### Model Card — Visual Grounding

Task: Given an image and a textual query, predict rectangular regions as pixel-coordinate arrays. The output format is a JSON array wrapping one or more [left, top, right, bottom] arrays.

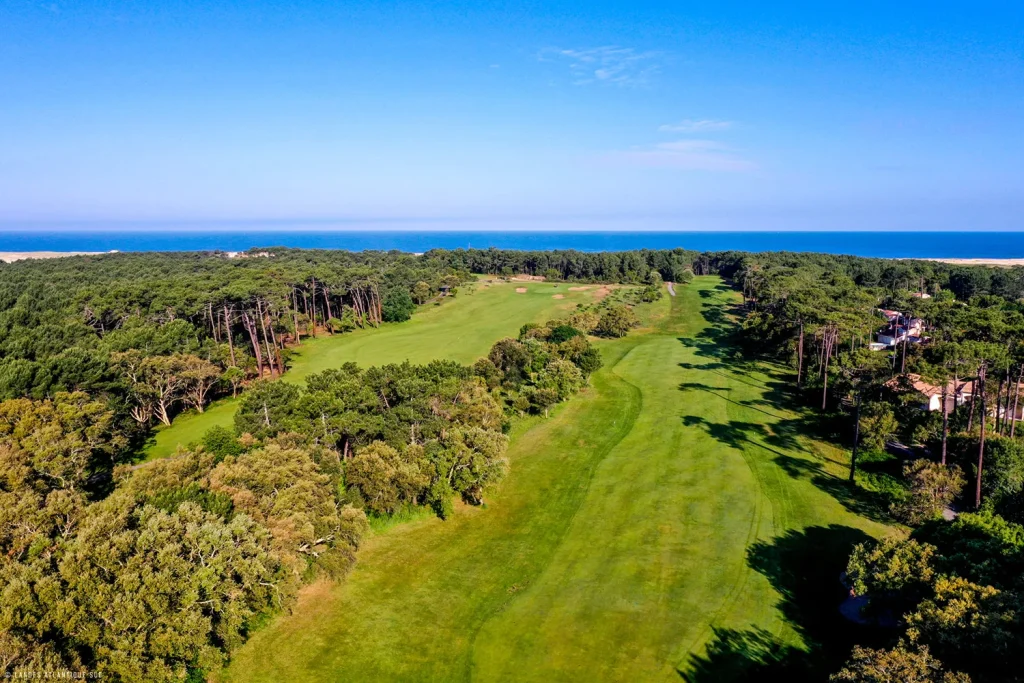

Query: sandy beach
[[919, 258, 1024, 267], [0, 251, 104, 263]]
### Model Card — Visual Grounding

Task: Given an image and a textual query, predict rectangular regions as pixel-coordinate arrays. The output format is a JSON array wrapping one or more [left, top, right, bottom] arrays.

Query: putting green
[[221, 277, 888, 682], [142, 279, 612, 460]]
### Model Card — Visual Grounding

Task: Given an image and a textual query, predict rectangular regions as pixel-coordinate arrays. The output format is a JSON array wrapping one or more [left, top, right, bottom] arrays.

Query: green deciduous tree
[[893, 460, 965, 526], [906, 575, 1021, 674], [346, 441, 428, 515], [847, 536, 936, 600], [234, 380, 301, 439], [831, 644, 970, 683], [535, 359, 584, 401], [595, 305, 640, 338], [858, 401, 898, 453], [57, 496, 281, 682], [382, 289, 416, 323], [210, 443, 367, 578], [412, 281, 432, 304], [180, 355, 222, 413]]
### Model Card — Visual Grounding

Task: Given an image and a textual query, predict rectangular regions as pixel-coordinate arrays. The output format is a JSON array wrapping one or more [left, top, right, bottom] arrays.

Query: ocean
[[1, 230, 1024, 259]]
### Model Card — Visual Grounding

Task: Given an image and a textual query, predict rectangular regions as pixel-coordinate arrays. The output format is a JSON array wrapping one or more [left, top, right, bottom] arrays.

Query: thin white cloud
[[608, 139, 755, 172], [541, 46, 660, 86], [658, 119, 734, 133]]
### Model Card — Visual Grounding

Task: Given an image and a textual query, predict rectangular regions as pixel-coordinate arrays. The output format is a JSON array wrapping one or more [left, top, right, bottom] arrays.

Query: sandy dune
[[0, 251, 103, 263], [922, 258, 1024, 267]]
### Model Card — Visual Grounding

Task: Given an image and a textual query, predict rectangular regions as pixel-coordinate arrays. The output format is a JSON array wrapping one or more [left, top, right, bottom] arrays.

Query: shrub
[[674, 268, 694, 284], [831, 644, 969, 683], [566, 310, 600, 333], [382, 289, 416, 322], [846, 535, 936, 598], [201, 424, 244, 461], [549, 324, 583, 344], [595, 305, 640, 338], [346, 441, 428, 515]]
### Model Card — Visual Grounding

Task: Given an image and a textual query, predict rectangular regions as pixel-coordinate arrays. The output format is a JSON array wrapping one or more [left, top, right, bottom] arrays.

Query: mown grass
[[142, 397, 239, 461], [221, 277, 889, 683], [141, 279, 608, 460]]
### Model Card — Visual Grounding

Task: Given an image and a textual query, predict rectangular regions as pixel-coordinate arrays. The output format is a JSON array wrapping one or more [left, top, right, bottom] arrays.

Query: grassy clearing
[[142, 397, 239, 461], [283, 279, 609, 383], [140, 279, 606, 460], [222, 277, 888, 683]]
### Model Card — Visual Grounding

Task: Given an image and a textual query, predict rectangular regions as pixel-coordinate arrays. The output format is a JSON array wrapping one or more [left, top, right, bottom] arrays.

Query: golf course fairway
[[142, 278, 610, 460], [221, 276, 888, 682]]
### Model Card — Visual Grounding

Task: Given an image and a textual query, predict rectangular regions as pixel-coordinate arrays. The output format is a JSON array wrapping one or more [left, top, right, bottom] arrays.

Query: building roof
[[887, 373, 973, 399]]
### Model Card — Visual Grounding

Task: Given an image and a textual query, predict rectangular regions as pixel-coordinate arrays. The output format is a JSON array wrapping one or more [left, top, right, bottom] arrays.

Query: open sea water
[[1, 230, 1024, 259]]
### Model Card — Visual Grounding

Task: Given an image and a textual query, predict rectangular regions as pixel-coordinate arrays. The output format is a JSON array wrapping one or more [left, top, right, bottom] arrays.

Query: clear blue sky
[[1, 1, 1022, 230]]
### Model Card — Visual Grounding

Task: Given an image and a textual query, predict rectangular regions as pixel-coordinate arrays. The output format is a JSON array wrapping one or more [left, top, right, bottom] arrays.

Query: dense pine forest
[[3, 246, 1024, 681]]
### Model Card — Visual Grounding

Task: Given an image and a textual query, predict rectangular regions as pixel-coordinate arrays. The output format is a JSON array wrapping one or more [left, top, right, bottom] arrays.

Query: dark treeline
[[427, 246, 1024, 301], [426, 246, 701, 283], [713, 250, 1024, 682]]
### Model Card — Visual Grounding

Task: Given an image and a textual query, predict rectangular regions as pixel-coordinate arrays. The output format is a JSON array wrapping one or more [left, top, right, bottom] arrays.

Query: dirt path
[[666, 282, 676, 296]]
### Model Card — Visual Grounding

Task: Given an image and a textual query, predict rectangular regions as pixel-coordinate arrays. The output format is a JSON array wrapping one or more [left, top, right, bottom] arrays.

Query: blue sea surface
[[1, 230, 1024, 259]]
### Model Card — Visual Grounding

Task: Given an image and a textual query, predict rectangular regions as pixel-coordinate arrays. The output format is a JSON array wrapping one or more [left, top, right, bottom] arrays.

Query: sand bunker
[[552, 294, 565, 299], [568, 286, 590, 291], [593, 286, 613, 300], [515, 287, 527, 293]]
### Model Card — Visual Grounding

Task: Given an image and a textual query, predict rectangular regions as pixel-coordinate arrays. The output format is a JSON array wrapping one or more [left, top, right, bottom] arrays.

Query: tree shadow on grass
[[678, 382, 794, 420], [678, 627, 809, 682], [678, 525, 887, 682], [679, 411, 894, 524], [680, 414, 804, 456], [811, 472, 897, 524], [678, 303, 791, 386]]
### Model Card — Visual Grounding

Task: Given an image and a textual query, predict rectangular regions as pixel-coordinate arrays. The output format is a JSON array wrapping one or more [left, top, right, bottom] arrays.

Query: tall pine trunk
[[821, 359, 829, 411], [796, 322, 804, 387], [941, 384, 949, 465], [223, 305, 236, 366], [996, 374, 1005, 433], [323, 287, 334, 331], [1003, 368, 1014, 435], [309, 279, 319, 335], [266, 308, 283, 375], [849, 393, 861, 482], [952, 372, 959, 419], [242, 312, 264, 376], [292, 288, 301, 343], [1012, 366, 1021, 438], [302, 291, 314, 337], [976, 364, 987, 509], [256, 299, 277, 378], [968, 378, 977, 432]]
